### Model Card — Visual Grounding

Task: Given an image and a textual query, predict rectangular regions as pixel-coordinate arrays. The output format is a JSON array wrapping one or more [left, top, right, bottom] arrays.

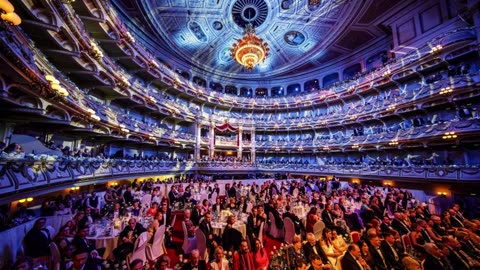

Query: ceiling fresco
[[112, 0, 397, 80]]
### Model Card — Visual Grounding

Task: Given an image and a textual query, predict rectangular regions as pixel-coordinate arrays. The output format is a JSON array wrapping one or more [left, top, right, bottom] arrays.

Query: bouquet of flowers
[[268, 244, 290, 270]]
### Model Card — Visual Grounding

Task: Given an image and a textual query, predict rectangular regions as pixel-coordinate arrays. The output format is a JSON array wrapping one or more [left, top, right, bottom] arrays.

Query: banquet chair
[[126, 232, 149, 269], [292, 188, 299, 198], [350, 231, 360, 243], [313, 221, 325, 240], [170, 214, 177, 228], [283, 217, 296, 244], [141, 194, 152, 209], [146, 225, 166, 261], [195, 229, 208, 261], [258, 222, 265, 244], [181, 221, 196, 255], [268, 212, 284, 239], [49, 242, 61, 270], [210, 192, 218, 204]]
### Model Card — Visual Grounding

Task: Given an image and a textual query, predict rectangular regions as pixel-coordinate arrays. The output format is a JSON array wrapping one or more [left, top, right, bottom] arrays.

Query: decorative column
[[209, 122, 215, 159], [194, 121, 201, 161], [251, 127, 256, 162], [0, 122, 15, 145], [237, 126, 243, 159]]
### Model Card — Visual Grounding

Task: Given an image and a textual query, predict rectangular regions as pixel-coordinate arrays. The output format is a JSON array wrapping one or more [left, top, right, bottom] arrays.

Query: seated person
[[222, 215, 242, 252], [113, 218, 146, 261]]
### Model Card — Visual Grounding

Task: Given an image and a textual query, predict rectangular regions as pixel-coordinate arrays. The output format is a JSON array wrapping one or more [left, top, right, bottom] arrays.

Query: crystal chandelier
[[231, 24, 269, 71]]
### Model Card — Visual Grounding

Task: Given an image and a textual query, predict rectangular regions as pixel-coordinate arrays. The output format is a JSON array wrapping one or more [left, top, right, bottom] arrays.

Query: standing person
[[24, 218, 52, 259], [252, 238, 269, 270], [232, 239, 255, 270]]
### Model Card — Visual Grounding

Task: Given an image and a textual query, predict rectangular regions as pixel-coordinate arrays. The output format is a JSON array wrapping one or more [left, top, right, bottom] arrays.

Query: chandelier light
[[231, 24, 269, 71]]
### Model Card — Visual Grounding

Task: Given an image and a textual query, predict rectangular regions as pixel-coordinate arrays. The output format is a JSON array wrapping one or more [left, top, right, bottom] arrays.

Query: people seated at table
[[222, 215, 242, 252], [320, 228, 343, 269], [226, 198, 237, 210], [168, 185, 179, 204], [210, 246, 229, 270], [236, 197, 248, 213], [233, 239, 255, 270], [113, 218, 146, 261], [109, 202, 124, 218], [213, 197, 224, 214], [183, 186, 197, 205], [181, 249, 207, 270], [24, 217, 52, 260]]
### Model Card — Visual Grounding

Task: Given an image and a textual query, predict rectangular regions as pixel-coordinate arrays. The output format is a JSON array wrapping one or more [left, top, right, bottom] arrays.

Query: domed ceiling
[[112, 0, 399, 81]]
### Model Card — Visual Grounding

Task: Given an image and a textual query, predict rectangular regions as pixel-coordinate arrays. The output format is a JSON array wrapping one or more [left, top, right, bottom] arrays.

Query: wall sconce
[[352, 179, 360, 184], [18, 198, 26, 203], [26, 197, 33, 202], [0, 0, 21, 26], [438, 191, 447, 197], [430, 44, 442, 54], [384, 181, 393, 187], [442, 132, 457, 140]]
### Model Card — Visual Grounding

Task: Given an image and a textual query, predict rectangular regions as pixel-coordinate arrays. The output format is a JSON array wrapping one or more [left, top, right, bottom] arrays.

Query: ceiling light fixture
[[231, 24, 269, 71]]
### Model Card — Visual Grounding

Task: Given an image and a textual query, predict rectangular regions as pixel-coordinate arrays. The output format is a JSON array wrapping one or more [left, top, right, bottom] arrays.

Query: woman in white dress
[[210, 246, 229, 270], [320, 228, 342, 270]]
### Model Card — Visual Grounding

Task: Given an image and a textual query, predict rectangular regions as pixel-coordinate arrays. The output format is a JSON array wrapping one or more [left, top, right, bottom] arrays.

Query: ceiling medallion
[[230, 24, 269, 71]]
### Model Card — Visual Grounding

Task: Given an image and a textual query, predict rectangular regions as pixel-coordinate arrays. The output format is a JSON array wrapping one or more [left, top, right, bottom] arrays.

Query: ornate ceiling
[[112, 0, 400, 81]]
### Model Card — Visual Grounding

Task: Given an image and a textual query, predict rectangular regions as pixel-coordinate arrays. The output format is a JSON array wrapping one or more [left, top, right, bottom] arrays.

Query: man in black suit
[[424, 243, 449, 270], [191, 203, 203, 226], [113, 218, 146, 261], [85, 191, 99, 209], [247, 206, 261, 238], [24, 217, 51, 258], [123, 186, 134, 204], [303, 233, 331, 267], [380, 232, 404, 270], [69, 249, 99, 270], [180, 249, 207, 270], [168, 185, 178, 204], [367, 235, 389, 270], [212, 197, 224, 214], [341, 244, 365, 270], [391, 212, 411, 236], [283, 205, 305, 235], [236, 197, 248, 213], [209, 183, 220, 199], [72, 226, 95, 254], [199, 212, 219, 246], [321, 203, 345, 235], [222, 215, 242, 252], [444, 236, 478, 270]]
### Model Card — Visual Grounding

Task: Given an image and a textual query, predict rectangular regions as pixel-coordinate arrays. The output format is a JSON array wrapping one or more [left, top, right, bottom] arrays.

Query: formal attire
[[367, 245, 389, 270], [253, 249, 269, 270], [233, 251, 255, 270], [423, 254, 448, 270], [341, 251, 363, 270], [180, 260, 207, 270], [210, 259, 229, 270], [303, 241, 330, 266], [380, 240, 403, 270], [191, 208, 203, 226], [24, 227, 51, 257]]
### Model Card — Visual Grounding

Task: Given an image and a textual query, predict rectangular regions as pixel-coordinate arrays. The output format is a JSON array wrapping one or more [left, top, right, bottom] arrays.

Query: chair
[[258, 222, 265, 244], [141, 194, 152, 209], [49, 242, 61, 270], [195, 229, 208, 261], [170, 214, 177, 228], [402, 233, 412, 255], [283, 217, 296, 244], [210, 192, 218, 204], [181, 221, 196, 254], [146, 225, 166, 261], [126, 232, 149, 268], [292, 188, 299, 198], [350, 231, 360, 243], [313, 221, 325, 240], [268, 212, 284, 239]]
